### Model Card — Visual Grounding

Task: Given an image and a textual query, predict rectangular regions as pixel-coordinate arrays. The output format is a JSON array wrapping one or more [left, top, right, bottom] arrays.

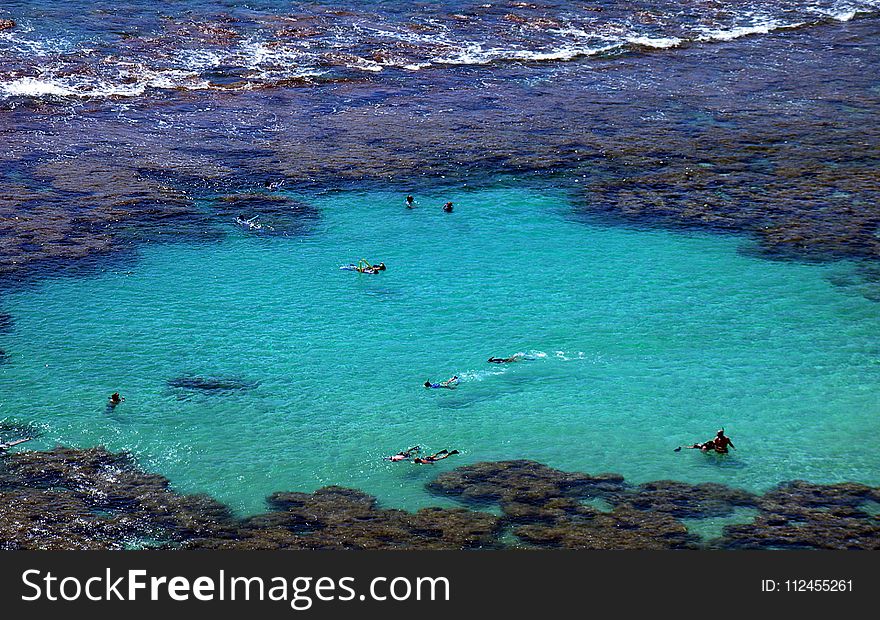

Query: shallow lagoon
[[1, 184, 878, 514]]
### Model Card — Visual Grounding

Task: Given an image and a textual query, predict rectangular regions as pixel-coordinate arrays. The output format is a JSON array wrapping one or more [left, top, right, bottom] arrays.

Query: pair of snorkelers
[[424, 376, 460, 389], [404, 195, 453, 213], [674, 429, 736, 454], [384, 446, 460, 464]]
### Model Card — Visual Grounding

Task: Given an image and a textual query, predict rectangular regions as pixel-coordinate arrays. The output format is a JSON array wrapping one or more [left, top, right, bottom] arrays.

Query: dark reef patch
[[167, 375, 260, 396], [1, 450, 876, 550], [2, 16, 879, 285]]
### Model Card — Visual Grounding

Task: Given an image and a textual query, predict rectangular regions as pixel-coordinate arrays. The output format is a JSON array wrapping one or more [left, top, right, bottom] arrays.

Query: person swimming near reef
[[487, 354, 524, 364], [236, 214, 262, 229], [443, 201, 454, 213], [0, 437, 33, 454], [108, 392, 124, 407], [356, 259, 386, 274], [406, 195, 415, 208], [675, 429, 735, 454], [424, 376, 460, 389], [385, 446, 421, 462], [414, 449, 460, 464]]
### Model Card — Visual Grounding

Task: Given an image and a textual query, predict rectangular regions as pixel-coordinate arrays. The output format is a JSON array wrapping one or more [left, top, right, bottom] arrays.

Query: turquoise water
[[1, 184, 879, 514]]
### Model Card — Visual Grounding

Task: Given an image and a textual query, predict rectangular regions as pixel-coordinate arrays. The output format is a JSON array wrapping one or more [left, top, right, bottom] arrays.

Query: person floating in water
[[385, 446, 421, 462], [0, 437, 33, 453], [414, 449, 460, 464], [236, 214, 261, 229], [357, 259, 386, 274], [675, 429, 735, 454], [405, 195, 415, 208], [108, 392, 125, 407], [424, 376, 460, 389], [487, 354, 524, 364], [442, 201, 454, 213]]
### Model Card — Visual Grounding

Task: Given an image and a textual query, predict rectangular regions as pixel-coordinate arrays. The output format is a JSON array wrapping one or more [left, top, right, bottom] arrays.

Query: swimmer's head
[[406, 195, 413, 202], [378, 263, 386, 270], [717, 428, 725, 436], [424, 381, 431, 388]]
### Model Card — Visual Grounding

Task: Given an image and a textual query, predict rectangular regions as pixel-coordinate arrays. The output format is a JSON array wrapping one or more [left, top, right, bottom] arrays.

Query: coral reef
[[2, 450, 876, 550]]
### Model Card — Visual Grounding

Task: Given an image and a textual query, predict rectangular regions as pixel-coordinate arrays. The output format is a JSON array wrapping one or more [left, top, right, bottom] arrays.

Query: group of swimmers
[[405, 195, 454, 213], [424, 353, 530, 389], [384, 446, 460, 465]]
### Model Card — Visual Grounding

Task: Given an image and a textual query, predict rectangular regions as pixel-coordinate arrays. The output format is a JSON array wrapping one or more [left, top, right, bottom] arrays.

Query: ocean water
[[2, 184, 878, 514]]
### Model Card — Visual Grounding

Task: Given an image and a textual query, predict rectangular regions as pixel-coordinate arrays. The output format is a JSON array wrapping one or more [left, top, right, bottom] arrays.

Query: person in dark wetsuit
[[406, 195, 415, 208], [487, 355, 523, 364], [414, 449, 459, 464], [108, 392, 124, 408], [442, 202, 454, 212]]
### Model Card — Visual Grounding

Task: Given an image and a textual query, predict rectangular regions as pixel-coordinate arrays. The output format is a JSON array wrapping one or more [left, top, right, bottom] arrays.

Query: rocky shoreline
[[1, 447, 877, 550]]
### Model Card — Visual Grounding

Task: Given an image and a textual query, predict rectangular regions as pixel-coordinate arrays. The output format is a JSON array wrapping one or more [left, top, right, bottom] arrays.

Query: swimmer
[[487, 354, 524, 364], [235, 214, 261, 229], [0, 437, 33, 453], [385, 446, 421, 462], [675, 429, 735, 454], [414, 449, 460, 464], [406, 195, 415, 208], [443, 202, 454, 213], [356, 259, 386, 274], [424, 376, 460, 389], [109, 392, 124, 407]]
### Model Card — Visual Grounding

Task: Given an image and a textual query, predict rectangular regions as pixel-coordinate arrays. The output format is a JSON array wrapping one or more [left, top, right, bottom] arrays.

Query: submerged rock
[[716, 481, 880, 550], [167, 375, 259, 394]]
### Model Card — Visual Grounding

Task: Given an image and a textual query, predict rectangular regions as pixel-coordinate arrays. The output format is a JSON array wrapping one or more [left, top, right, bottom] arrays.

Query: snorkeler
[[424, 376, 460, 389], [235, 214, 261, 229], [0, 437, 33, 453], [443, 202, 454, 213], [414, 449, 460, 464], [406, 195, 415, 208], [675, 429, 735, 454], [487, 354, 524, 364], [385, 446, 421, 462], [108, 392, 125, 407], [356, 259, 387, 274]]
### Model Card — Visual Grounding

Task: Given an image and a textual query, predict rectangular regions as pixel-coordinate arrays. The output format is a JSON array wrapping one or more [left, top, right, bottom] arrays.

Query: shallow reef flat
[[1, 448, 877, 550]]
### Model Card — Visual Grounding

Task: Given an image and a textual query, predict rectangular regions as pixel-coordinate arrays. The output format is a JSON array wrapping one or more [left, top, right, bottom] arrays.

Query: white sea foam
[[625, 36, 683, 49]]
